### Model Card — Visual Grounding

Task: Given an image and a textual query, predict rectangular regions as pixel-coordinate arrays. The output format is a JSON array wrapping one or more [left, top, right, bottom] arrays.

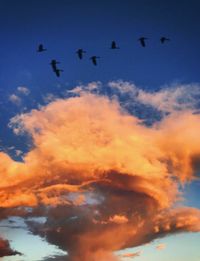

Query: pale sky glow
[[1, 230, 200, 261], [1, 218, 200, 261], [0, 218, 67, 261], [117, 233, 200, 261]]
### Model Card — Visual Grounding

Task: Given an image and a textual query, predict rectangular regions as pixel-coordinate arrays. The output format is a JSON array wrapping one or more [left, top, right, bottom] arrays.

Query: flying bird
[[90, 56, 100, 66], [110, 41, 120, 49], [37, 44, 47, 52], [76, 49, 86, 59], [138, 37, 148, 47], [160, 37, 170, 44], [54, 69, 63, 77], [50, 59, 60, 71]]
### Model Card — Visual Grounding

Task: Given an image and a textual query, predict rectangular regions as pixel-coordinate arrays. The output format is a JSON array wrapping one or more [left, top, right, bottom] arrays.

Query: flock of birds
[[37, 36, 170, 77]]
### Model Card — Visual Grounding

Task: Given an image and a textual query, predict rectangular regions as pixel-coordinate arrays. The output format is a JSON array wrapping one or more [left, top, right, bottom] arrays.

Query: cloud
[[0, 85, 200, 260], [109, 215, 128, 224], [43, 93, 58, 104], [108, 81, 138, 95], [120, 251, 141, 258], [8, 86, 30, 107], [0, 237, 21, 257], [15, 149, 23, 156], [137, 84, 200, 113], [107, 80, 200, 114], [156, 243, 166, 250], [9, 94, 21, 105], [17, 86, 30, 95], [68, 81, 102, 95], [44, 256, 69, 261]]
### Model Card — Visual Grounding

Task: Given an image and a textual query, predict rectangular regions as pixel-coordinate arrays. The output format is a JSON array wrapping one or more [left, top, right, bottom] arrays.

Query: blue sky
[[0, 0, 200, 260], [1, 0, 200, 152]]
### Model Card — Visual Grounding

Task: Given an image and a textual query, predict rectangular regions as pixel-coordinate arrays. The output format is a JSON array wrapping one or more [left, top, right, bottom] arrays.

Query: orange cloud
[[0, 91, 199, 260], [109, 215, 128, 224], [120, 251, 141, 258], [156, 243, 166, 250]]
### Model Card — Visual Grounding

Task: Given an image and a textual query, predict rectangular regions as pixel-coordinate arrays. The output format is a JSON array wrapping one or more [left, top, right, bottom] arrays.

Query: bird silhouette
[[76, 49, 86, 59], [110, 41, 120, 49], [160, 37, 170, 44], [37, 44, 47, 52], [54, 69, 63, 77], [90, 56, 100, 66], [50, 59, 60, 71], [138, 37, 148, 47]]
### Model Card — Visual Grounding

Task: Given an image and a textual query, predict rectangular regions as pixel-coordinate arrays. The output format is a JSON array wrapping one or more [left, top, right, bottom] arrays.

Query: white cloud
[[9, 94, 21, 105], [137, 84, 200, 113], [17, 86, 30, 95], [15, 150, 23, 156], [108, 80, 137, 95], [67, 81, 102, 95], [107, 80, 200, 113], [43, 93, 57, 104]]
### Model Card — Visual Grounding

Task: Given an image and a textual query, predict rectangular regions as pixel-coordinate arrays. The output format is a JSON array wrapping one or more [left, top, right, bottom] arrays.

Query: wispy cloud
[[120, 251, 141, 258], [17, 86, 30, 96], [9, 94, 21, 105], [107, 80, 200, 114], [156, 243, 166, 250], [137, 84, 200, 113], [8, 86, 30, 106], [67, 81, 102, 95]]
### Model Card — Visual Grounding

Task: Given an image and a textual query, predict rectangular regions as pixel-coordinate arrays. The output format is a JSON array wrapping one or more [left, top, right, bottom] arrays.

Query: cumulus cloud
[[0, 83, 200, 260]]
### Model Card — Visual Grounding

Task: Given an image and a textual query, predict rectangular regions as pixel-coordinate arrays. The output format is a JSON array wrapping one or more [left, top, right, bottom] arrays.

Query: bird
[[110, 41, 120, 49], [138, 37, 148, 47], [54, 69, 63, 77], [76, 49, 86, 59], [50, 59, 60, 71], [37, 44, 47, 52], [160, 37, 170, 44], [90, 56, 100, 66]]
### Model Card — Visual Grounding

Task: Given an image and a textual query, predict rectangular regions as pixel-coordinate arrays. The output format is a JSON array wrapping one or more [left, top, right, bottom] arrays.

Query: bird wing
[[141, 39, 145, 47], [111, 41, 116, 48], [55, 70, 60, 77], [77, 50, 83, 59]]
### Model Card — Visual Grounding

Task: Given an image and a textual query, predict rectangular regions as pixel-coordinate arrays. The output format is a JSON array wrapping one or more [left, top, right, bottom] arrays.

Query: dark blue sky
[[0, 0, 200, 159], [0, 0, 200, 90]]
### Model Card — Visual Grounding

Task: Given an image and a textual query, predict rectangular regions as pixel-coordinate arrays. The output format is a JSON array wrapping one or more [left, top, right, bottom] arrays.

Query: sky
[[0, 0, 200, 260]]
